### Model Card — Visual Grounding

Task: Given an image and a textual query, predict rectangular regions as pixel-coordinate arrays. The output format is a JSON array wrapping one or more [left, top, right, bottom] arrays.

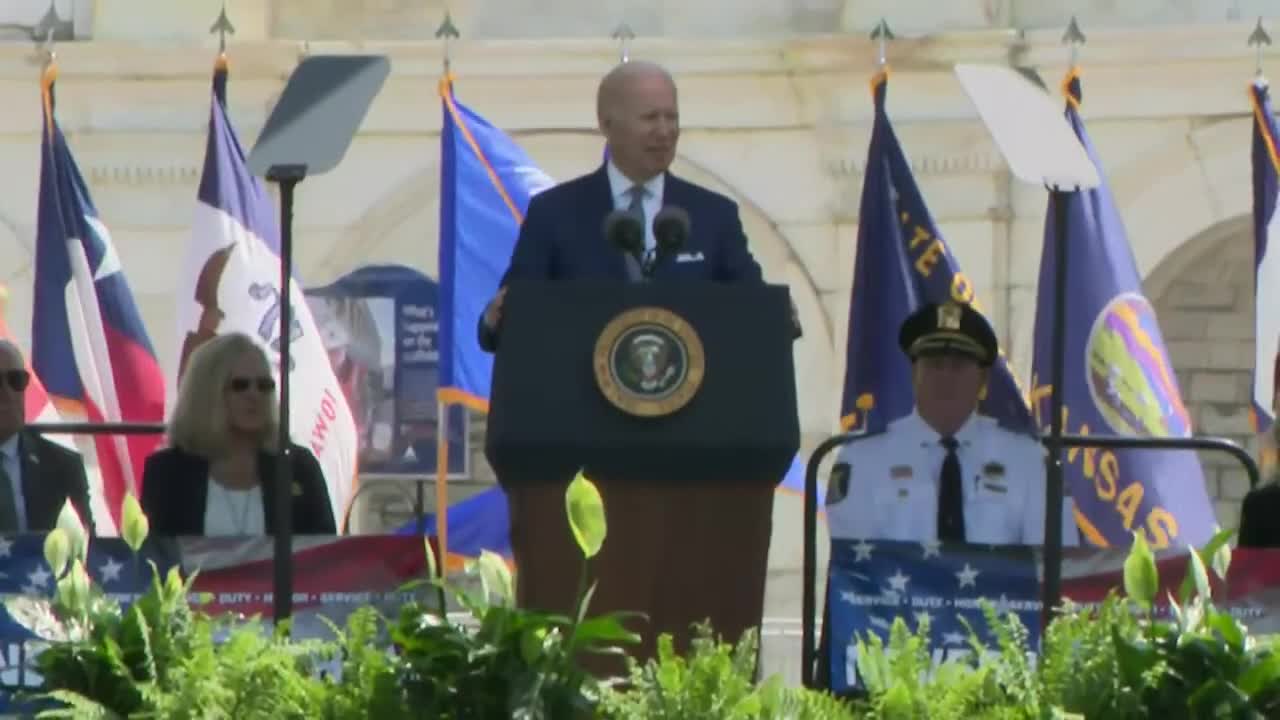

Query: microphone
[[603, 209, 645, 261], [653, 206, 690, 256]]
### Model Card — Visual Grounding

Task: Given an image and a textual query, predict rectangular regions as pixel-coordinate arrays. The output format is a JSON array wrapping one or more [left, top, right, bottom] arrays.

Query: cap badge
[[937, 303, 962, 330]]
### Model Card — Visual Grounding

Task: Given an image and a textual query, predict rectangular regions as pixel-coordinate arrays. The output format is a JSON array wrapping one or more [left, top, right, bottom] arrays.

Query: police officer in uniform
[[825, 300, 1078, 547]]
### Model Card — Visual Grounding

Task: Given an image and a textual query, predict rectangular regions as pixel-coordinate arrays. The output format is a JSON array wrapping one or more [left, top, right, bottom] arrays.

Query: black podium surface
[[485, 281, 800, 485]]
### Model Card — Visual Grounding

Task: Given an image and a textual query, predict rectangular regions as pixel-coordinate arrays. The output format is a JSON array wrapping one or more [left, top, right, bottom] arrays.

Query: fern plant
[[598, 623, 858, 720]]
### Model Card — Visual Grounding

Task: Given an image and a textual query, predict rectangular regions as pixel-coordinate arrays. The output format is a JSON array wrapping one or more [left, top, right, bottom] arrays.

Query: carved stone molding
[[824, 151, 1003, 177], [86, 164, 201, 186]]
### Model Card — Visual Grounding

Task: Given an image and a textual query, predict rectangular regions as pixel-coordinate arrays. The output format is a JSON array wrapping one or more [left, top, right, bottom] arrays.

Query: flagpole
[[1040, 16, 1087, 627], [612, 21, 635, 63], [433, 11, 460, 575]]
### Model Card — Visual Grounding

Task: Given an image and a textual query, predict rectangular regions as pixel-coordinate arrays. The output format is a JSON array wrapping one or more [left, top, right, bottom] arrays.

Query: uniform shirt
[[825, 410, 1079, 547]]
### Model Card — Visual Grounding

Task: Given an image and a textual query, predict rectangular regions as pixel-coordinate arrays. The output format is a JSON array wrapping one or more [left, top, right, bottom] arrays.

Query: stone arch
[[1107, 115, 1251, 279], [329, 131, 837, 439], [1147, 214, 1256, 532]]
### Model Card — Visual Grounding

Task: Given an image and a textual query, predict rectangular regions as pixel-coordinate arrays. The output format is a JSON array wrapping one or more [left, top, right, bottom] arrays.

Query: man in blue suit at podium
[[478, 59, 764, 351], [479, 60, 777, 672]]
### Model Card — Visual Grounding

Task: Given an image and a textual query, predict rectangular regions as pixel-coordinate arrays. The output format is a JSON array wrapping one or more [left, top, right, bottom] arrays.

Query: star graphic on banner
[[943, 631, 967, 646], [921, 541, 941, 559], [0, 537, 13, 558], [99, 556, 123, 584], [840, 590, 858, 606], [21, 583, 42, 595], [956, 563, 979, 588], [28, 566, 51, 588], [887, 569, 910, 593], [914, 610, 933, 627], [853, 540, 875, 562]]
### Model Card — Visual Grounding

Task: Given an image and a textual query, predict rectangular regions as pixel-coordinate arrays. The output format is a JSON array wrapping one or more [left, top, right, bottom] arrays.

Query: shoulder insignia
[[826, 463, 851, 506]]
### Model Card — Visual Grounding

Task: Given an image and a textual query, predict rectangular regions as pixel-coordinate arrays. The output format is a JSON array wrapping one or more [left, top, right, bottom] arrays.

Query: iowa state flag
[[437, 74, 555, 411], [1031, 68, 1215, 550], [178, 59, 360, 528], [31, 66, 165, 534]]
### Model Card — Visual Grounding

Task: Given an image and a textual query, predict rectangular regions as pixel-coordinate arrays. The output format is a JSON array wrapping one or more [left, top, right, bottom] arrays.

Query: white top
[[605, 159, 664, 253], [825, 410, 1079, 547], [204, 478, 265, 536]]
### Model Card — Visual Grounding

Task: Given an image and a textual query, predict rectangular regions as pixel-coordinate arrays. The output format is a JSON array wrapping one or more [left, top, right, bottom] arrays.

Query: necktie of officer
[[623, 185, 647, 281], [937, 436, 965, 543], [0, 449, 18, 534]]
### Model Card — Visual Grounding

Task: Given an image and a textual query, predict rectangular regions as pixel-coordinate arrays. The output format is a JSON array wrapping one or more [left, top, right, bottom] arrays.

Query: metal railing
[[798, 430, 1261, 688]]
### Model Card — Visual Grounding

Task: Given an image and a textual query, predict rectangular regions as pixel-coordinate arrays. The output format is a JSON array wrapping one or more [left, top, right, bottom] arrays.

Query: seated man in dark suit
[[0, 339, 94, 534], [477, 59, 765, 352], [477, 59, 779, 671]]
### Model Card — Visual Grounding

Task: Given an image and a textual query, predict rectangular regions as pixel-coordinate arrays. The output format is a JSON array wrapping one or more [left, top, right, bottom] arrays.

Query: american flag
[[827, 539, 1280, 693], [0, 535, 430, 712]]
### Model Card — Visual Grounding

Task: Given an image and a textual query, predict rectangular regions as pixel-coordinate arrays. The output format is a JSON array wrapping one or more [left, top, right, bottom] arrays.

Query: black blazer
[[1239, 482, 1280, 547], [477, 164, 765, 352], [18, 430, 95, 535], [139, 443, 336, 536]]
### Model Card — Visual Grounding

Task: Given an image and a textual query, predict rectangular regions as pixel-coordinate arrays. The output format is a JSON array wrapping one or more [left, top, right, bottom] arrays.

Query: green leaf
[[1123, 531, 1158, 610], [1205, 608, 1246, 653], [1187, 543, 1212, 604], [1238, 653, 1280, 696], [423, 534, 438, 580], [43, 527, 70, 579], [120, 492, 149, 553], [565, 469, 606, 559], [570, 614, 642, 649], [55, 500, 88, 564], [476, 550, 513, 605]]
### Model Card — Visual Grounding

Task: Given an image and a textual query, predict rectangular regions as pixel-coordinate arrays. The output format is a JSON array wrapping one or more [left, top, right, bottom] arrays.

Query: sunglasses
[[1, 369, 30, 393], [228, 376, 276, 394]]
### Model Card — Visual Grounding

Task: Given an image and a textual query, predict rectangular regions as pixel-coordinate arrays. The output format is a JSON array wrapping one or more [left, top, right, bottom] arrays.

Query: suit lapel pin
[[292, 481, 303, 497]]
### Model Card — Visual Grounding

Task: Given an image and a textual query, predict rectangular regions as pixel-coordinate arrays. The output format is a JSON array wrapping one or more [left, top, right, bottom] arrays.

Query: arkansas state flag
[[179, 58, 359, 528], [31, 66, 166, 534]]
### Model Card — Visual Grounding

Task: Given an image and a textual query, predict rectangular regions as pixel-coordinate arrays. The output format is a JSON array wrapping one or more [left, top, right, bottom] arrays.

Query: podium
[[486, 280, 800, 669]]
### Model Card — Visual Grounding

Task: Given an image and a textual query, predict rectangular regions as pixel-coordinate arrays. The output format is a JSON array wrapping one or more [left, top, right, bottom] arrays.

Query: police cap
[[898, 301, 998, 367]]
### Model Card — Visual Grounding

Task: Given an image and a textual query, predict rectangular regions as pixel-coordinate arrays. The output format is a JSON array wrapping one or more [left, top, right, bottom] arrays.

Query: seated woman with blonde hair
[[141, 332, 336, 536]]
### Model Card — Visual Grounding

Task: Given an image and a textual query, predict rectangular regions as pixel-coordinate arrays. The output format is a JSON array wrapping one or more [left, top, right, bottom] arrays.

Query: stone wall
[[1149, 216, 1259, 533]]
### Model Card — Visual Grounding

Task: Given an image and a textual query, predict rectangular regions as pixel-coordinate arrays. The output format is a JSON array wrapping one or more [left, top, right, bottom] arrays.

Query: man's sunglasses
[[228, 376, 276, 394], [1, 369, 30, 393]]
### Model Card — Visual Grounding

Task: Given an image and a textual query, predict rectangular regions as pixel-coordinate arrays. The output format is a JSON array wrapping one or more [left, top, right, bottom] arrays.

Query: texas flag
[[178, 58, 359, 528], [30, 66, 166, 535]]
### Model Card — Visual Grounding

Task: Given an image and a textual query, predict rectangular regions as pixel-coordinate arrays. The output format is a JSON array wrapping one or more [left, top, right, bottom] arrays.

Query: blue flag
[[1249, 79, 1280, 453], [1031, 68, 1215, 550], [841, 71, 1034, 438], [783, 71, 1034, 503], [437, 75, 554, 411]]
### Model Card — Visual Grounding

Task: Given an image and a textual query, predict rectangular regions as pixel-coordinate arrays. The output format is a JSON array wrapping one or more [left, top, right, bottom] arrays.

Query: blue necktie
[[623, 185, 646, 281]]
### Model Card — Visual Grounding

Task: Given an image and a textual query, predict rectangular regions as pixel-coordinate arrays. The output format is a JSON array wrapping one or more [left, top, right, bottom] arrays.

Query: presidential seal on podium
[[593, 306, 706, 417]]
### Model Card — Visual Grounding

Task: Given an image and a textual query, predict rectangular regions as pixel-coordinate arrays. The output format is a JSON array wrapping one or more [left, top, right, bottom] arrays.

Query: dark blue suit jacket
[[479, 165, 763, 351]]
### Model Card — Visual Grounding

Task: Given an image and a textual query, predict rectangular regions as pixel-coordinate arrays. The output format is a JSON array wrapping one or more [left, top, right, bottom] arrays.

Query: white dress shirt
[[0, 434, 27, 531], [605, 159, 664, 253]]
